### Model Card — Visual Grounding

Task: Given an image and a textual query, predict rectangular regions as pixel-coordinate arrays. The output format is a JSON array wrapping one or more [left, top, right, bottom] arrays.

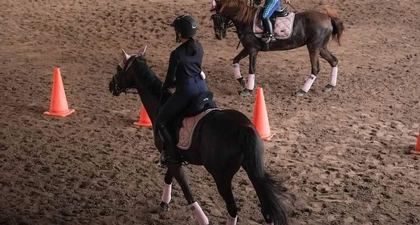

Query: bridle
[[212, 12, 254, 50], [210, 0, 257, 34], [211, 12, 232, 31], [111, 55, 138, 95], [110, 46, 163, 97]]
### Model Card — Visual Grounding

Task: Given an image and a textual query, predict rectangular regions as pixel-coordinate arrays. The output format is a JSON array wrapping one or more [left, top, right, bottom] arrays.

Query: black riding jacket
[[163, 40, 204, 88]]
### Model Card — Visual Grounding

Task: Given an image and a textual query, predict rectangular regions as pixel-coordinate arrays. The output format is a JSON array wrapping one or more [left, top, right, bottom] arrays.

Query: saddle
[[269, 7, 289, 22], [168, 91, 219, 150], [253, 6, 296, 41]]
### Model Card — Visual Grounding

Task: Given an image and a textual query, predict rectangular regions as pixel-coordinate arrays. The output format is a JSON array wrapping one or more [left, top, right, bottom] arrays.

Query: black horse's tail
[[240, 127, 294, 225], [325, 6, 345, 45]]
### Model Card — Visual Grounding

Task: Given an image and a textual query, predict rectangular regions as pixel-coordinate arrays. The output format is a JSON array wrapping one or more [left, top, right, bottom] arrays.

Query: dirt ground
[[1, 0, 420, 224]]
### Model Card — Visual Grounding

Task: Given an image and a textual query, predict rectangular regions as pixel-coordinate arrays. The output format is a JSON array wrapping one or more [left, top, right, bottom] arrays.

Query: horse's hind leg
[[212, 168, 241, 225], [166, 164, 209, 225], [320, 47, 339, 91], [296, 45, 320, 96]]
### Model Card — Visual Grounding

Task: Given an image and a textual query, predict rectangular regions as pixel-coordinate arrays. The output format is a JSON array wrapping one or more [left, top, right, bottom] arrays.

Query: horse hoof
[[238, 88, 252, 96], [240, 79, 246, 88], [237, 78, 246, 88], [295, 89, 307, 97], [151, 202, 169, 214], [324, 84, 335, 92]]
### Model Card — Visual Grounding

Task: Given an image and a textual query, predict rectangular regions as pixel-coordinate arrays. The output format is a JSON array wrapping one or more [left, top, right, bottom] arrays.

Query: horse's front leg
[[296, 45, 320, 96], [232, 48, 249, 89], [157, 169, 174, 212], [239, 48, 259, 96], [167, 164, 209, 225]]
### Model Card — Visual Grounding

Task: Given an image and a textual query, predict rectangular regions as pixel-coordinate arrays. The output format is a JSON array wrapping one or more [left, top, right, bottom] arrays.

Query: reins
[[286, 3, 298, 12]]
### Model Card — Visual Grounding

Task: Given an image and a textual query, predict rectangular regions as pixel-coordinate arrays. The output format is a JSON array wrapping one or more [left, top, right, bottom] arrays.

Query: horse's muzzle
[[109, 80, 121, 96], [111, 90, 121, 96], [214, 30, 226, 40]]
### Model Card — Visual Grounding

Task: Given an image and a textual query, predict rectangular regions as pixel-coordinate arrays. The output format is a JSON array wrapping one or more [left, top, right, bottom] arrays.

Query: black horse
[[211, 0, 344, 96], [109, 46, 294, 225]]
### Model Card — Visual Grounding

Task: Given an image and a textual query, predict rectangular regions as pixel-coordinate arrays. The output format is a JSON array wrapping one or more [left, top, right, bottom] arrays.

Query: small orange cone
[[252, 87, 275, 141], [410, 131, 420, 155], [133, 105, 152, 127], [43, 68, 75, 117]]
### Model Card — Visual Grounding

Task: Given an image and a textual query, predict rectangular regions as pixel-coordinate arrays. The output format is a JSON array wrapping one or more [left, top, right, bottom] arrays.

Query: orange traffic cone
[[133, 105, 152, 127], [43, 68, 75, 117], [252, 87, 275, 141], [410, 131, 420, 155]]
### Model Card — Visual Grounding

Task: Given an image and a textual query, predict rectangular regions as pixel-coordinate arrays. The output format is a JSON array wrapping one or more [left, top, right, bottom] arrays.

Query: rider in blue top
[[157, 15, 208, 165]]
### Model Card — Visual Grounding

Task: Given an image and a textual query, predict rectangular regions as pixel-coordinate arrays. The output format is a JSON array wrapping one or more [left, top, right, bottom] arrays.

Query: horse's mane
[[220, 0, 254, 25], [133, 56, 170, 102]]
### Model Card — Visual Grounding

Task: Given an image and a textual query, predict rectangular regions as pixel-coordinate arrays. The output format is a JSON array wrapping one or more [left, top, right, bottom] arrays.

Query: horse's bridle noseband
[[212, 12, 233, 32]]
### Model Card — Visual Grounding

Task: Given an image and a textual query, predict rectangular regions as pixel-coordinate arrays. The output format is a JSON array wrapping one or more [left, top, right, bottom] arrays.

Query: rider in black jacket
[[157, 15, 208, 165]]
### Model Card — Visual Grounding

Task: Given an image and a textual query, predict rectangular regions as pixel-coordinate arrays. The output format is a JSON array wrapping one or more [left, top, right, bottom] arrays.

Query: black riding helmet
[[172, 15, 197, 38]]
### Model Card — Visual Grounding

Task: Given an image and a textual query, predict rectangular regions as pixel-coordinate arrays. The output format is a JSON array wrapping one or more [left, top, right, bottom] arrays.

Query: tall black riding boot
[[262, 18, 275, 43], [158, 124, 181, 165]]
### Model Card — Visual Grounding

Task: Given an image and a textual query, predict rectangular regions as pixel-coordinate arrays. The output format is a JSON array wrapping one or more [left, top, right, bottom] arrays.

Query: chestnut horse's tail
[[325, 5, 345, 45], [240, 126, 294, 225]]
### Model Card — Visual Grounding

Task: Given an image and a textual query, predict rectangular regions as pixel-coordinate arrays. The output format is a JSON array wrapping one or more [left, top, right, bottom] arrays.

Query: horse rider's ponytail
[[187, 37, 198, 56]]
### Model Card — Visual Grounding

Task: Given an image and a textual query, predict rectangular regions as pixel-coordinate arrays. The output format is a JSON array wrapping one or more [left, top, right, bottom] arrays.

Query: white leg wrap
[[189, 202, 209, 225], [161, 183, 172, 204], [301, 74, 316, 92], [233, 63, 242, 79], [226, 214, 237, 225], [246, 74, 255, 90], [330, 66, 338, 86]]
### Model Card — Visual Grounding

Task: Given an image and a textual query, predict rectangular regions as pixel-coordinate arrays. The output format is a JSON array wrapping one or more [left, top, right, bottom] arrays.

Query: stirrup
[[158, 156, 188, 167], [261, 35, 270, 43], [262, 34, 275, 43], [268, 34, 276, 42], [161, 151, 182, 165]]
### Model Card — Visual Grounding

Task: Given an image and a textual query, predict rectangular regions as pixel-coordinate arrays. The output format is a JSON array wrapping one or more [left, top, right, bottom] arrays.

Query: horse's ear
[[210, 0, 217, 11], [137, 45, 148, 56], [121, 49, 130, 60]]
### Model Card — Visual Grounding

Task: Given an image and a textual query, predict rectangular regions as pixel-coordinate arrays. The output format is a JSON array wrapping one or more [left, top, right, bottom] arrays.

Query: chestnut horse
[[211, 0, 344, 96]]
